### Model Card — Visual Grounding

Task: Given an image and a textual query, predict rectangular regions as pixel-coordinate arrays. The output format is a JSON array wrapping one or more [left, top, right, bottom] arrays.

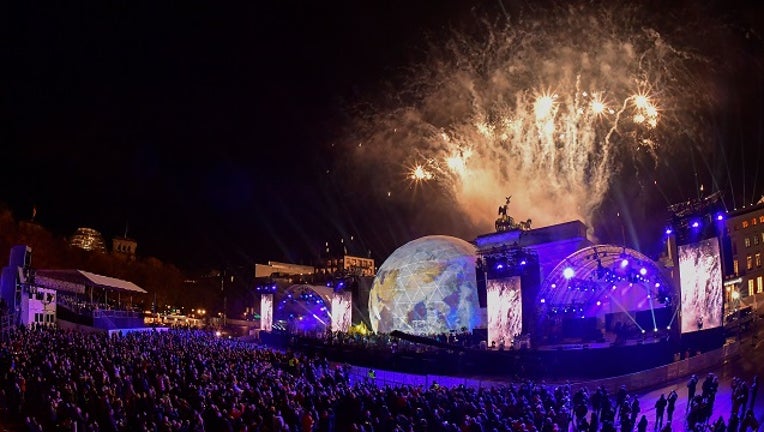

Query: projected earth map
[[369, 235, 483, 335]]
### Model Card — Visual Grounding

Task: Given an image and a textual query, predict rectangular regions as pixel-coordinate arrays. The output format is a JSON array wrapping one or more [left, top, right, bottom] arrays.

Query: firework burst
[[342, 2, 717, 236]]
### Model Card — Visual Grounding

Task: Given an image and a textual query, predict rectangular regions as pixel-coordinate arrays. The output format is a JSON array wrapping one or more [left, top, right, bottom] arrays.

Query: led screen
[[487, 276, 522, 348], [331, 291, 352, 332], [679, 238, 723, 333], [260, 294, 273, 331]]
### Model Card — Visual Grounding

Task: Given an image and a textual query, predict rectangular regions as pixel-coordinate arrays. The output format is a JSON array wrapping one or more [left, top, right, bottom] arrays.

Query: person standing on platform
[[637, 414, 648, 432], [712, 416, 726, 432], [687, 374, 698, 412], [654, 394, 667, 430], [666, 390, 678, 423], [741, 408, 760, 431], [738, 380, 749, 418], [750, 375, 759, 412], [616, 385, 628, 417]]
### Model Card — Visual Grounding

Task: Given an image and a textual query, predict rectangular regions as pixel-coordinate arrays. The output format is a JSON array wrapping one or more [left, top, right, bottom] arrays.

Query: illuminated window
[[758, 253, 762, 267], [749, 279, 755, 296], [746, 237, 752, 247], [734, 259, 739, 275], [743, 221, 750, 229], [758, 276, 763, 294], [747, 255, 753, 270], [760, 215, 764, 224]]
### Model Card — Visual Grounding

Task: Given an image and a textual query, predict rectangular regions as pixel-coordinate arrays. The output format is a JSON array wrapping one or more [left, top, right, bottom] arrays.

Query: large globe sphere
[[369, 235, 482, 335]]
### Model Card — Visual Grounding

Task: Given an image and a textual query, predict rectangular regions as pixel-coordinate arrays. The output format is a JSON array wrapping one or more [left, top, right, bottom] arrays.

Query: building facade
[[112, 236, 138, 260], [321, 255, 376, 277], [724, 202, 764, 301]]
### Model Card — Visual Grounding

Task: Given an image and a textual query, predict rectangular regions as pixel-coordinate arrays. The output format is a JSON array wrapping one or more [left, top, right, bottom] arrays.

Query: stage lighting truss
[[254, 281, 278, 294], [326, 276, 357, 293], [666, 191, 726, 244], [478, 245, 539, 279]]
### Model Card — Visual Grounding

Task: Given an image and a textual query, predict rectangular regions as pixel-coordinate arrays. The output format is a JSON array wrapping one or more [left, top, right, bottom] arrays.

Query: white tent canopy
[[34, 269, 147, 295]]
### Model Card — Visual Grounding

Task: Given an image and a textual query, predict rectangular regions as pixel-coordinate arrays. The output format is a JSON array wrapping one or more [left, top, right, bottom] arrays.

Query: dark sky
[[4, 1, 764, 271]]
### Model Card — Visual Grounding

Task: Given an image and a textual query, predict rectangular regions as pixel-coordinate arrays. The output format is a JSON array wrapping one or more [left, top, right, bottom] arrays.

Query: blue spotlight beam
[[667, 303, 681, 330]]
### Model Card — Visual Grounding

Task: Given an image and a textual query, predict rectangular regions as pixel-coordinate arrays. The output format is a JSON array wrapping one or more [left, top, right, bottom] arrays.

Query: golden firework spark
[[409, 164, 434, 181]]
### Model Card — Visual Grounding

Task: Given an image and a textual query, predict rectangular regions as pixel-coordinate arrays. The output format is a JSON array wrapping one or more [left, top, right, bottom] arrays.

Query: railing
[[92, 309, 142, 319]]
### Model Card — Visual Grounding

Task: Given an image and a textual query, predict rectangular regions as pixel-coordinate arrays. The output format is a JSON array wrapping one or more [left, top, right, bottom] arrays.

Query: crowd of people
[[0, 326, 759, 431]]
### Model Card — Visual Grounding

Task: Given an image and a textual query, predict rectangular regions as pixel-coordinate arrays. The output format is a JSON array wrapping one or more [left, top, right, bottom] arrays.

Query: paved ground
[[633, 328, 763, 431]]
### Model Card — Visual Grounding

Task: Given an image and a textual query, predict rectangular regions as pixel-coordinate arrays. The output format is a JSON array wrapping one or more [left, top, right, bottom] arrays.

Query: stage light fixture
[[665, 228, 673, 235], [639, 267, 647, 276], [563, 267, 575, 279], [620, 259, 629, 268]]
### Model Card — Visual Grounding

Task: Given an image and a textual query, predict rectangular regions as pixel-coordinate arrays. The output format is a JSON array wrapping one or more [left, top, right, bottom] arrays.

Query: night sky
[[4, 1, 764, 271]]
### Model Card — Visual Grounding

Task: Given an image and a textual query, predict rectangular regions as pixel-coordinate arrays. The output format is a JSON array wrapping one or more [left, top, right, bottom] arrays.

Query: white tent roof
[[34, 269, 148, 295]]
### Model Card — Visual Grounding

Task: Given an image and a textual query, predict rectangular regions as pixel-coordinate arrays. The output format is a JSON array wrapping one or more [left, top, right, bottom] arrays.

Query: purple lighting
[[496, 263, 504, 270], [620, 259, 629, 268], [716, 213, 724, 221], [639, 267, 647, 276], [691, 221, 700, 228], [665, 228, 673, 235]]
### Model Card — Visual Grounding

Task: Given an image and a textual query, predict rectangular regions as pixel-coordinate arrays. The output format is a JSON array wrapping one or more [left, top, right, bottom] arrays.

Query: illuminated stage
[[475, 213, 725, 357], [257, 197, 727, 378]]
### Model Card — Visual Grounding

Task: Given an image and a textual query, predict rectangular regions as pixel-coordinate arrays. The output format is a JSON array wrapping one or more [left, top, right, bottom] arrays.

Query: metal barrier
[[345, 340, 742, 394], [92, 309, 141, 319]]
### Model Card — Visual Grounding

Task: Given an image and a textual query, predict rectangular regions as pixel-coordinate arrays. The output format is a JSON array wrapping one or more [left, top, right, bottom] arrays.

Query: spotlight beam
[[607, 293, 644, 333], [667, 302, 681, 330]]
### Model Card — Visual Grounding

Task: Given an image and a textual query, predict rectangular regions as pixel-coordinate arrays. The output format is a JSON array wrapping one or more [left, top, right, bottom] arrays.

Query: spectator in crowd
[[637, 414, 648, 432], [0, 325, 759, 432], [654, 393, 667, 430], [750, 375, 759, 412], [687, 374, 698, 412], [666, 389, 678, 423]]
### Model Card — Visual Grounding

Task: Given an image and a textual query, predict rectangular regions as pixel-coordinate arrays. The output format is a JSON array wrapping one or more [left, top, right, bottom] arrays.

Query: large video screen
[[679, 237, 723, 334], [487, 276, 522, 348], [331, 291, 352, 332], [260, 294, 273, 331]]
